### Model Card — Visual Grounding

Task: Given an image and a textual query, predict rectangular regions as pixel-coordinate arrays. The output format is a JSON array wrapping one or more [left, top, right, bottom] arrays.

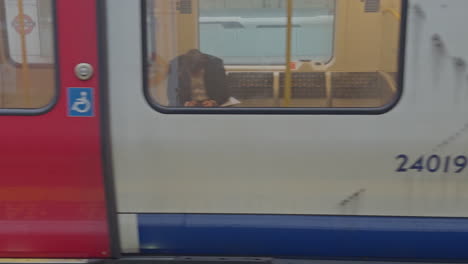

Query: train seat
[[227, 72, 274, 107], [331, 72, 394, 107], [225, 71, 396, 108], [277, 72, 328, 107], [279, 72, 327, 99]]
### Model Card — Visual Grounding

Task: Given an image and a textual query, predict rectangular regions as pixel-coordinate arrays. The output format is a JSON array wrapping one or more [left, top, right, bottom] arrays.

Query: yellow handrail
[[377, 71, 397, 94], [282, 0, 293, 107], [382, 8, 401, 21], [18, 0, 32, 107]]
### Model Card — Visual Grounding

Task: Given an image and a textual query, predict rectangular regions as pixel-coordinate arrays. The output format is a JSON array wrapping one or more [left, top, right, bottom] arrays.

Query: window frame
[[0, 0, 59, 115], [141, 0, 408, 115]]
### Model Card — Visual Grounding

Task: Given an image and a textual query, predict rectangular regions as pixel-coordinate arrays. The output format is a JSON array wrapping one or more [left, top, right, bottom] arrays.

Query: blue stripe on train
[[138, 214, 468, 260]]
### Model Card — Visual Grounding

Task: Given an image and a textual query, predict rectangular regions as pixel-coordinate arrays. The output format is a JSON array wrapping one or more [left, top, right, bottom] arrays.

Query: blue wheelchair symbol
[[68, 88, 94, 117]]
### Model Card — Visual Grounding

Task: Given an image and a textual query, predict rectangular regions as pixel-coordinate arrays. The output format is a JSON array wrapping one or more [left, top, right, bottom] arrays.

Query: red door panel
[[0, 0, 110, 258]]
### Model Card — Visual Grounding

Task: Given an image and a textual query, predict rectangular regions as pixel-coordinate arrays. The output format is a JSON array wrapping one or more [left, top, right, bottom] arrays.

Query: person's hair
[[185, 49, 207, 74]]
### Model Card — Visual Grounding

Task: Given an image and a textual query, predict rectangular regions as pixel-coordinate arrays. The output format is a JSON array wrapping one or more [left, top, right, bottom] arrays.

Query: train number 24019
[[396, 155, 467, 173]]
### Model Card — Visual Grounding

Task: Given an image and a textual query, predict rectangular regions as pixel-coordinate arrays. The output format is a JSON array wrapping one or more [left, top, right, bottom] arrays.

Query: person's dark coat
[[167, 51, 229, 106]]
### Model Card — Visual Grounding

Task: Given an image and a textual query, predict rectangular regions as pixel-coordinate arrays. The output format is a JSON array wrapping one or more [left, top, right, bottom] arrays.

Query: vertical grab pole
[[283, 0, 293, 107], [17, 0, 32, 107]]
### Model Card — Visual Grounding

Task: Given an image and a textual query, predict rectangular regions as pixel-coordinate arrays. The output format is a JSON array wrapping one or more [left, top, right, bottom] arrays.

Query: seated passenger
[[167, 49, 230, 107]]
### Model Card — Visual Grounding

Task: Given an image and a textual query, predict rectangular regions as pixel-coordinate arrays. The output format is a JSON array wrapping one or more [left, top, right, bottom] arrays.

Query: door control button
[[74, 63, 94, 81]]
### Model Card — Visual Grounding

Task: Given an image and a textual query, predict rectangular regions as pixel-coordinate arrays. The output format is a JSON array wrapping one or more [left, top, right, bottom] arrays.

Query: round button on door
[[74, 63, 94, 81]]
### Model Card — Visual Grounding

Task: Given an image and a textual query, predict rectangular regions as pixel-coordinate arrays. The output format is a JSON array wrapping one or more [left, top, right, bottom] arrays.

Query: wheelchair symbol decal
[[68, 88, 94, 117]]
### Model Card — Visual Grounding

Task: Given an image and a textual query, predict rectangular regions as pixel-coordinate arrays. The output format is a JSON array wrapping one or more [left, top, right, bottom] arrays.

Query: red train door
[[0, 0, 111, 258]]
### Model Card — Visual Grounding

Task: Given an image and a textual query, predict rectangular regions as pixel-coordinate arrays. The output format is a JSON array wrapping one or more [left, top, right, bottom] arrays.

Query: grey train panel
[[107, 0, 468, 216]]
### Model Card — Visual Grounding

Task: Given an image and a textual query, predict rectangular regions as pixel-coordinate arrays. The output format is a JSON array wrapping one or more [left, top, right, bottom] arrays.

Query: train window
[[145, 0, 404, 112], [199, 0, 335, 65], [0, 0, 56, 110]]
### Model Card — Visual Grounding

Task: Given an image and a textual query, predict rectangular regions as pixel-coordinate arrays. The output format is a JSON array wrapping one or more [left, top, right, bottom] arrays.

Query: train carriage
[[1, 0, 468, 263]]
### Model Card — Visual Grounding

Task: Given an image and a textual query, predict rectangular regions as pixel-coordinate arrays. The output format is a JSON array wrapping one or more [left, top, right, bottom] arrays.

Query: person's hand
[[202, 100, 218, 107], [184, 101, 198, 107]]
